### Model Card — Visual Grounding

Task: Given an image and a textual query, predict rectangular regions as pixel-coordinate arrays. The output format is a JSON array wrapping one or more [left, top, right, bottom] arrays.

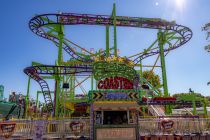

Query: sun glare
[[175, 0, 185, 9]]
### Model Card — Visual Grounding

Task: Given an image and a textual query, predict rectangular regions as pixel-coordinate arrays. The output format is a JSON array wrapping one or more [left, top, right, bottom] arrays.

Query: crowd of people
[[8, 92, 48, 118]]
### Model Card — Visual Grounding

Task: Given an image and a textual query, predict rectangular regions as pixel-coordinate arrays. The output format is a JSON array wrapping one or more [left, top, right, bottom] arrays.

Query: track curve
[[24, 65, 92, 112], [29, 13, 192, 62], [26, 13, 192, 112]]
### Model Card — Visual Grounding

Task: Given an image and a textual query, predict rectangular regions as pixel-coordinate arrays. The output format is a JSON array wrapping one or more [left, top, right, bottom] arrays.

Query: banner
[[96, 128, 136, 140]]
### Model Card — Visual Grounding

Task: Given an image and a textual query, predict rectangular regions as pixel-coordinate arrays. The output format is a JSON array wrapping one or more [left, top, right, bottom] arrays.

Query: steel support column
[[158, 31, 170, 114], [106, 25, 110, 57], [55, 24, 64, 117], [158, 31, 169, 97], [112, 3, 117, 57], [25, 77, 31, 118]]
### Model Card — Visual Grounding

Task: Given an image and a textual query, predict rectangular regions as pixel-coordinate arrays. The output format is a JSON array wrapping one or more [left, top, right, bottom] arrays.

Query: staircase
[[141, 78, 166, 116], [148, 105, 165, 116]]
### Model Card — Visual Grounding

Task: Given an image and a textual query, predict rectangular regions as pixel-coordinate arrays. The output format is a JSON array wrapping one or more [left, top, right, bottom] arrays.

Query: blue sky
[[0, 0, 210, 100]]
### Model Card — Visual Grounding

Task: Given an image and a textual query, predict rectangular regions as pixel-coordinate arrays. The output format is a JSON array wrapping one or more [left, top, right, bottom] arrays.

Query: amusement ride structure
[[4, 4, 210, 140], [24, 4, 192, 117]]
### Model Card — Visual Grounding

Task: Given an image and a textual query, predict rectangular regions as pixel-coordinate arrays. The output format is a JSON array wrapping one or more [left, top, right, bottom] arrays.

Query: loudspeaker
[[63, 83, 69, 89]]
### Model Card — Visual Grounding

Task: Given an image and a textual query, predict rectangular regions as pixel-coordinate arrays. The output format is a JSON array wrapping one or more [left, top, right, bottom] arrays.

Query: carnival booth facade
[[88, 72, 141, 140]]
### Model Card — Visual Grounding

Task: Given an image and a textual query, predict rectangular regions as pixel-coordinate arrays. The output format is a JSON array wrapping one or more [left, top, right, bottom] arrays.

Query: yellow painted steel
[[65, 102, 75, 111]]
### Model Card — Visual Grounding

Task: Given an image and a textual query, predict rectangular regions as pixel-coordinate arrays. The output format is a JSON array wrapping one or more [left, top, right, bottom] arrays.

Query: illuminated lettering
[[97, 76, 133, 89]]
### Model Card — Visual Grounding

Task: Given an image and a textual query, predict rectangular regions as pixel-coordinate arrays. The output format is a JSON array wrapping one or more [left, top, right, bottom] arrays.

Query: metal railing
[[2, 118, 210, 139], [138, 118, 210, 136], [0, 118, 90, 139], [148, 105, 165, 116]]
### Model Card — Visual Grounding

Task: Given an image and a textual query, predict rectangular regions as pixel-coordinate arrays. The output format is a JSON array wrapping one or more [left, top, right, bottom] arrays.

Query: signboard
[[92, 92, 138, 100], [0, 122, 16, 138], [98, 77, 133, 89], [161, 119, 174, 132], [33, 121, 45, 140], [96, 128, 136, 140], [105, 93, 128, 99], [70, 121, 84, 137]]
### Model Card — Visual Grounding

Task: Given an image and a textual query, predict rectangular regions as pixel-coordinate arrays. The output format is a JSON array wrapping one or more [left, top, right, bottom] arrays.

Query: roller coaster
[[5, 4, 210, 140], [24, 4, 192, 118]]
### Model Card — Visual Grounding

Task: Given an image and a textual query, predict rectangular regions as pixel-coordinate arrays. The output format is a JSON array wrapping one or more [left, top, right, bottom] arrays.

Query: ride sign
[[96, 128, 136, 140], [0, 122, 16, 138], [70, 121, 84, 136], [161, 119, 174, 132], [97, 77, 133, 89], [92, 91, 138, 100], [105, 92, 128, 100]]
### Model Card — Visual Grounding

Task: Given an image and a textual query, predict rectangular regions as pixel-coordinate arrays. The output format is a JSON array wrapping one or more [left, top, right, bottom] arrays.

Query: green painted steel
[[96, 79, 98, 90], [158, 31, 168, 97], [139, 61, 143, 85], [192, 93, 197, 115], [36, 91, 39, 108], [41, 76, 56, 79], [141, 77, 161, 96], [177, 93, 198, 115], [93, 61, 137, 81], [112, 3, 117, 57], [106, 25, 110, 57], [25, 77, 30, 117], [0, 85, 4, 100], [55, 79, 60, 117], [203, 98, 208, 117], [70, 75, 75, 99], [158, 31, 170, 114], [55, 24, 64, 117], [91, 75, 94, 91]]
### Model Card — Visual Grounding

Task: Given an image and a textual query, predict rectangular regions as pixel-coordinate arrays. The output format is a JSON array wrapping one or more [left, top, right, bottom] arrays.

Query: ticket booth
[[88, 76, 141, 140], [92, 101, 139, 140]]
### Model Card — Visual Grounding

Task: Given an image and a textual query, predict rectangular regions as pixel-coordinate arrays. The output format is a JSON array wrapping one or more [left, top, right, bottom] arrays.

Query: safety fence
[[138, 118, 210, 137], [0, 118, 90, 139], [1, 118, 210, 139]]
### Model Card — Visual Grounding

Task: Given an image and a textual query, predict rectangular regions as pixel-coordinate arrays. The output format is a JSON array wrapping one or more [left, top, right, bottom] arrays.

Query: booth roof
[[93, 101, 138, 110]]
